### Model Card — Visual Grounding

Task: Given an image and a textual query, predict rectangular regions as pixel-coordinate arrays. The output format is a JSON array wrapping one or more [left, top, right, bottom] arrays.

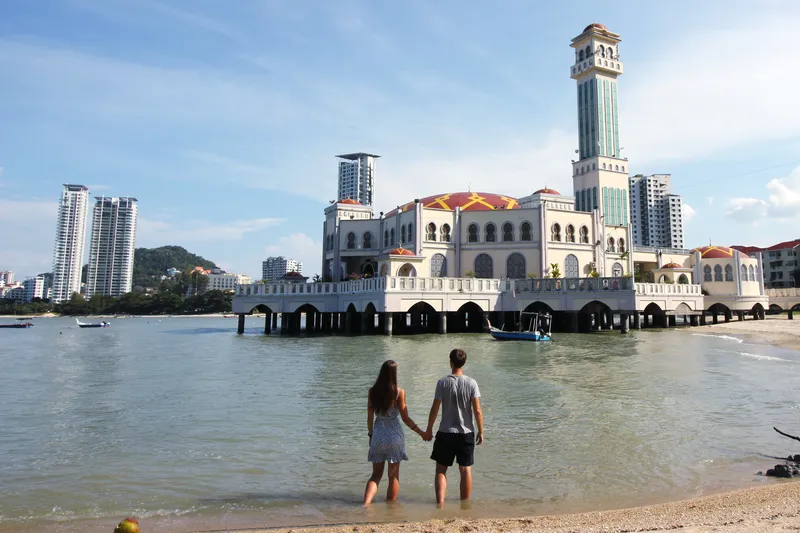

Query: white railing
[[513, 276, 635, 293], [767, 288, 800, 297], [234, 276, 504, 297], [635, 283, 703, 296], [386, 277, 502, 293], [633, 245, 692, 255]]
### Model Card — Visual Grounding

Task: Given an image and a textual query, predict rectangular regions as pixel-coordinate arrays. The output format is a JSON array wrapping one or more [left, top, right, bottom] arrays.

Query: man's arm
[[425, 399, 441, 441], [472, 397, 484, 444]]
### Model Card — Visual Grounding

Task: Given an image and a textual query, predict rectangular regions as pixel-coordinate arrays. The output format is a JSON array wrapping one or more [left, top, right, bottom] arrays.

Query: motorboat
[[75, 318, 111, 328], [488, 311, 552, 341], [0, 318, 34, 329]]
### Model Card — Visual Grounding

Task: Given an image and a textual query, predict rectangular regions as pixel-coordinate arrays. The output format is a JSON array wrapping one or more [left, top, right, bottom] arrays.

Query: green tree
[[132, 246, 217, 289]]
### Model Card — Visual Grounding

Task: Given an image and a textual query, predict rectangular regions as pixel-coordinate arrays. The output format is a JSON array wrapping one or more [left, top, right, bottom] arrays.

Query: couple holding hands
[[364, 349, 483, 506]]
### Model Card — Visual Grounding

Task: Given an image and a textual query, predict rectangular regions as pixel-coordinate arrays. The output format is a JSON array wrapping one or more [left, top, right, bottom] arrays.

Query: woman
[[364, 360, 426, 505]]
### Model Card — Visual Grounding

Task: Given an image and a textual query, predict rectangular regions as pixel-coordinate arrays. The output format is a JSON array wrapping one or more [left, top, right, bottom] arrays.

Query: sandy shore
[[703, 315, 799, 351], [215, 481, 800, 533]]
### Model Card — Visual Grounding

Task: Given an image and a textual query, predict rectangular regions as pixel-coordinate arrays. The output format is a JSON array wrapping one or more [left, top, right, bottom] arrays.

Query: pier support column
[[712, 313, 718, 325], [668, 315, 677, 328], [789, 310, 794, 320], [724, 312, 731, 323], [439, 313, 447, 334], [700, 313, 707, 326], [620, 313, 629, 334], [568, 312, 579, 333], [606, 311, 614, 330], [737, 311, 744, 321], [264, 312, 271, 334], [690, 315, 699, 326], [279, 313, 288, 334], [759, 309, 766, 320], [237, 314, 245, 334], [632, 312, 641, 329], [384, 313, 393, 336], [361, 312, 370, 334]]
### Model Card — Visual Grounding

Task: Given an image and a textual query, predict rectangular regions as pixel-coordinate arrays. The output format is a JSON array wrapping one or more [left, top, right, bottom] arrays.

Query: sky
[[1, 0, 799, 280]]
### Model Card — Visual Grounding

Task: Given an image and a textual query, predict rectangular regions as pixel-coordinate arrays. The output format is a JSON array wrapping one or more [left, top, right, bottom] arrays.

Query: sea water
[[0, 317, 798, 532]]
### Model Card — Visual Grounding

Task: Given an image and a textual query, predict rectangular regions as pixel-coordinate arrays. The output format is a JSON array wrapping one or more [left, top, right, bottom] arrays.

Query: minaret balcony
[[570, 56, 624, 78]]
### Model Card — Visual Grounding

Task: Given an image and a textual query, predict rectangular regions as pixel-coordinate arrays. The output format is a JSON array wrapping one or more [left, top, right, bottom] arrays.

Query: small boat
[[75, 318, 111, 328], [488, 311, 552, 341], [0, 318, 34, 329]]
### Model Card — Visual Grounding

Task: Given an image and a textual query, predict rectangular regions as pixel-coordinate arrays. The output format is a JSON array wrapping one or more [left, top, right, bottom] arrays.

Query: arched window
[[474, 253, 493, 278], [612, 262, 623, 277], [551, 223, 561, 241], [407, 223, 413, 242], [579, 225, 589, 244], [724, 264, 733, 281], [347, 232, 356, 249], [521, 222, 532, 241], [579, 49, 584, 61], [614, 165, 619, 171], [506, 253, 526, 279], [363, 232, 372, 249], [401, 225, 406, 243], [566, 224, 575, 243], [585, 45, 590, 57], [602, 163, 606, 169], [485, 223, 497, 242], [390, 228, 395, 246], [427, 222, 437, 241], [618, 238, 625, 253], [384, 230, 389, 247], [607, 237, 615, 252], [430, 253, 447, 277], [740, 265, 747, 281], [703, 265, 712, 282], [748, 265, 755, 281], [380, 264, 388, 276], [440, 223, 451, 242], [564, 254, 579, 278], [598, 45, 605, 57], [468, 223, 479, 243], [502, 222, 514, 242], [714, 264, 723, 282], [678, 274, 689, 284]]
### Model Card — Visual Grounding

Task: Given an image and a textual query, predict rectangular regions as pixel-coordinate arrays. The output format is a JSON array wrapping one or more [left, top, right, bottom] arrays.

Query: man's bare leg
[[363, 462, 385, 505], [459, 465, 472, 500], [435, 463, 448, 506], [386, 463, 400, 501]]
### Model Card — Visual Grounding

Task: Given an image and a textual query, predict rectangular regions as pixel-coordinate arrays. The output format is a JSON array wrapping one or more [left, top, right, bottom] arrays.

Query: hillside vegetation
[[132, 246, 217, 288]]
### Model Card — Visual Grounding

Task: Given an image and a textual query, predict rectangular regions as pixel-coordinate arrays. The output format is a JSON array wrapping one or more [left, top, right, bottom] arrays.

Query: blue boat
[[488, 312, 552, 341]]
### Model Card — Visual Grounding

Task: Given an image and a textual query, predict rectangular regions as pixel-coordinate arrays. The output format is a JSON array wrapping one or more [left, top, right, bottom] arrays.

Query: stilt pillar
[[606, 311, 614, 330], [789, 310, 794, 320], [700, 313, 707, 326], [690, 315, 699, 326], [620, 313, 629, 334], [280, 313, 289, 334], [632, 312, 641, 329], [668, 315, 677, 327], [361, 312, 370, 334], [439, 313, 447, 334], [569, 312, 579, 333], [264, 312, 271, 334], [272, 312, 278, 329], [384, 313, 393, 336], [237, 314, 245, 334]]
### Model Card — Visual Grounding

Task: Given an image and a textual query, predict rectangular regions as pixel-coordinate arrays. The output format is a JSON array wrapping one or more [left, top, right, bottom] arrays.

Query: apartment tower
[[262, 256, 302, 281], [629, 174, 684, 248], [336, 153, 379, 208], [51, 184, 90, 303], [86, 196, 139, 297]]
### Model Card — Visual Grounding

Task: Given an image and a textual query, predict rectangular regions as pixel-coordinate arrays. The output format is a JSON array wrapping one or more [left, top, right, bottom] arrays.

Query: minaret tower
[[570, 23, 629, 228]]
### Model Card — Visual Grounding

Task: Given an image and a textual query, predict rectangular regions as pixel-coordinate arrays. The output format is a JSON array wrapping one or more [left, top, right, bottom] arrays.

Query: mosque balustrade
[[385, 276, 503, 293], [634, 283, 703, 296], [766, 288, 800, 297], [234, 276, 504, 297], [513, 276, 635, 294]]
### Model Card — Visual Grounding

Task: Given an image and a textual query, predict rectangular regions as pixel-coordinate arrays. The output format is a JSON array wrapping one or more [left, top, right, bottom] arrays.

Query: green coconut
[[113, 517, 140, 533]]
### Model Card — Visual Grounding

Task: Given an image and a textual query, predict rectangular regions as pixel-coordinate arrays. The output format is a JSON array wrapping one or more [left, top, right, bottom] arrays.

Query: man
[[424, 348, 483, 505]]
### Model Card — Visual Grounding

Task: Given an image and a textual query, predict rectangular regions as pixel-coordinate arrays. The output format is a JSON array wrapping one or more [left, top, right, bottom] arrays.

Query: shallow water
[[0, 317, 798, 532]]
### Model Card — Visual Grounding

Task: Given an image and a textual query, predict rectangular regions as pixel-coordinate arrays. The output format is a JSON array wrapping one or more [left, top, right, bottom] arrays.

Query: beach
[[216, 480, 800, 533], [704, 314, 799, 351]]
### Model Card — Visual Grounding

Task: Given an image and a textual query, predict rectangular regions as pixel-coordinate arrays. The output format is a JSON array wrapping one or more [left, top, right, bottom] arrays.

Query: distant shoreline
[[703, 314, 799, 352]]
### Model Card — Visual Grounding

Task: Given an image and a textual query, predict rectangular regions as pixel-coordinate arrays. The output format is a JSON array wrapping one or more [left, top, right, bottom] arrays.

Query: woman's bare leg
[[386, 463, 400, 501], [363, 462, 385, 505]]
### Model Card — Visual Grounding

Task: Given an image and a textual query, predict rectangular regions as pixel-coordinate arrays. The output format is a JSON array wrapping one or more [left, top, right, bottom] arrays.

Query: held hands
[[421, 429, 433, 442]]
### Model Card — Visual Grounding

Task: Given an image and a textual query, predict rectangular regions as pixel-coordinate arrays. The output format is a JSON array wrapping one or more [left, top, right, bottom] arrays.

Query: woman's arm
[[367, 390, 374, 440], [398, 389, 424, 437]]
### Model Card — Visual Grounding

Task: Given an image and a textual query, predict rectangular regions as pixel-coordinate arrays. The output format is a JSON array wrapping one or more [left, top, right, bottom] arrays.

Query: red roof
[[730, 239, 799, 253], [534, 188, 561, 195], [339, 198, 361, 205], [386, 192, 519, 217], [387, 247, 414, 256], [661, 262, 687, 269], [584, 23, 608, 32], [691, 245, 749, 259]]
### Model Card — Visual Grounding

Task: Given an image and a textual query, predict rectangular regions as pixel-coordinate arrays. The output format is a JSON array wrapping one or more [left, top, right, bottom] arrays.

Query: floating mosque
[[233, 23, 774, 335]]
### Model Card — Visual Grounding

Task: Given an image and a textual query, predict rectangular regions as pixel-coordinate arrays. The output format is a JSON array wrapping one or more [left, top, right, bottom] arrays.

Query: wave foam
[[691, 333, 744, 343], [737, 352, 793, 363]]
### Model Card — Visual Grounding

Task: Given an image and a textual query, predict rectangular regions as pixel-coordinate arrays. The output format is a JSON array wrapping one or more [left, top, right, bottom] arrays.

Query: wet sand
[[704, 315, 799, 351], [215, 481, 800, 533]]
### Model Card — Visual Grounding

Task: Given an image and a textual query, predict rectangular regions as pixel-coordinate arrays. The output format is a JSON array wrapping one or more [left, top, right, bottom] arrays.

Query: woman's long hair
[[369, 360, 398, 414]]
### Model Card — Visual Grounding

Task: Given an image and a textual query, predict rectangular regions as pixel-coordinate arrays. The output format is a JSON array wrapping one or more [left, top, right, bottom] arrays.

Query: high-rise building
[[732, 239, 800, 288], [262, 256, 302, 281], [86, 196, 139, 298], [0, 270, 13, 286], [336, 153, 379, 207], [628, 174, 684, 248], [570, 24, 630, 228], [23, 274, 45, 302], [51, 184, 90, 303]]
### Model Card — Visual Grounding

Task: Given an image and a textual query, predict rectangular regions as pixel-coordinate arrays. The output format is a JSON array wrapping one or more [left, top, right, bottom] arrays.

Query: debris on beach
[[757, 427, 800, 478], [113, 517, 140, 533]]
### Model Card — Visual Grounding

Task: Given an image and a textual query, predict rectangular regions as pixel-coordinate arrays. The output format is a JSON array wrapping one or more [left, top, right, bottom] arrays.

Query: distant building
[[262, 256, 302, 281], [52, 184, 90, 303], [86, 196, 139, 298], [207, 272, 252, 292], [23, 275, 46, 302], [629, 174, 684, 249], [0, 270, 13, 286], [336, 153, 379, 208], [732, 239, 800, 288], [0, 284, 25, 301]]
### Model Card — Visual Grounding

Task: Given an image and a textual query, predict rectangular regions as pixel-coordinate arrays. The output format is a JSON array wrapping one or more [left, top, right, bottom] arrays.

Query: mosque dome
[[691, 245, 749, 259], [387, 247, 414, 256], [534, 188, 561, 195], [661, 262, 687, 269], [387, 192, 519, 216], [339, 198, 361, 205], [584, 23, 608, 32]]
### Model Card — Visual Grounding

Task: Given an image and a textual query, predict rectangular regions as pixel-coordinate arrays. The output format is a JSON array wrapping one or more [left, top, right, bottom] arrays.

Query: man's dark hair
[[449, 348, 467, 369]]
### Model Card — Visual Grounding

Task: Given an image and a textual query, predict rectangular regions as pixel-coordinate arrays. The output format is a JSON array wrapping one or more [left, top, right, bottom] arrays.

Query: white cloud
[[726, 166, 800, 221], [682, 203, 696, 223], [137, 216, 285, 245], [707, 197, 714, 207], [263, 232, 321, 278]]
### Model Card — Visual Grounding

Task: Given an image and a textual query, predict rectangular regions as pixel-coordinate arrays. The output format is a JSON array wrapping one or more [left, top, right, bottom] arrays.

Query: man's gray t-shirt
[[435, 374, 481, 434]]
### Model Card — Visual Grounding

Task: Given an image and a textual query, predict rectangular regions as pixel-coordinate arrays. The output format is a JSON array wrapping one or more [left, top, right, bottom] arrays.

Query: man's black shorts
[[430, 431, 475, 467]]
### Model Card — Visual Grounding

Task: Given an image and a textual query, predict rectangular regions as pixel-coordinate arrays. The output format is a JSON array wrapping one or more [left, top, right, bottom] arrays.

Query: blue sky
[[1, 0, 799, 280]]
